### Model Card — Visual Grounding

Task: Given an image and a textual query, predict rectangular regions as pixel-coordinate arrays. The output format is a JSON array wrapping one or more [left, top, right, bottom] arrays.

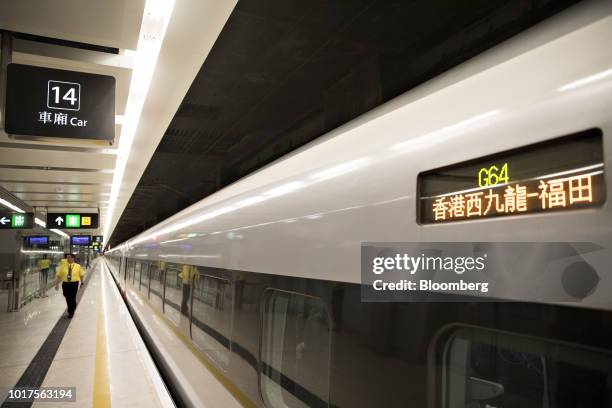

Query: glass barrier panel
[[191, 271, 232, 366], [163, 263, 184, 326], [260, 290, 331, 408]]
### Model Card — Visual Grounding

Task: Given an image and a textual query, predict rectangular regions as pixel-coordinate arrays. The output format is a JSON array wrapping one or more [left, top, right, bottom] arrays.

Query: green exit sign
[[65, 214, 80, 228], [11, 214, 26, 227], [0, 212, 33, 229]]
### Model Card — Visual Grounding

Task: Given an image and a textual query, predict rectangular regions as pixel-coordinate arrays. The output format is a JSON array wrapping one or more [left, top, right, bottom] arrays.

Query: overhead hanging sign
[[417, 129, 605, 224], [4, 63, 115, 140], [0, 211, 34, 229], [47, 213, 99, 229]]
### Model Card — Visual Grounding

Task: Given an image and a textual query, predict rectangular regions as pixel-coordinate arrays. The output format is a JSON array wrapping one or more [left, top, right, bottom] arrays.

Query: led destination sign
[[418, 129, 605, 224]]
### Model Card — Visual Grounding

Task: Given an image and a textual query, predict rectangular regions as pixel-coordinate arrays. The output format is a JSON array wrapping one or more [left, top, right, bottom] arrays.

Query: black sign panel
[[47, 213, 99, 229], [5, 64, 115, 140], [0, 211, 34, 229], [418, 129, 605, 224]]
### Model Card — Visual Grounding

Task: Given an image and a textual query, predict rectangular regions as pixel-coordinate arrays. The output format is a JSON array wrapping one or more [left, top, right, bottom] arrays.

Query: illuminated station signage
[[24, 236, 50, 247], [92, 236, 103, 252], [47, 213, 99, 229], [0, 211, 34, 229], [418, 130, 605, 224]]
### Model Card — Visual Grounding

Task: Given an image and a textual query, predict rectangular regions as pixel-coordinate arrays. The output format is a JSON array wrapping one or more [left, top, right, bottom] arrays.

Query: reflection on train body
[[105, 256, 612, 408]]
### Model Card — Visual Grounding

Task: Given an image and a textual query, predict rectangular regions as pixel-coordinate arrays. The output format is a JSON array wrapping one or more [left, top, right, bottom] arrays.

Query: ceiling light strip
[[0, 198, 25, 213], [103, 0, 176, 242]]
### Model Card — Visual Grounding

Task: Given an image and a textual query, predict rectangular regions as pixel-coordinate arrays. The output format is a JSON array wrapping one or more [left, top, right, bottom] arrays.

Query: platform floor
[[0, 286, 64, 391], [0, 261, 173, 407]]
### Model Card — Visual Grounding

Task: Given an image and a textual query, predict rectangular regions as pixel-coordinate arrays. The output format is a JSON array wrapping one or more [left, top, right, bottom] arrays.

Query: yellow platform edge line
[[129, 284, 258, 408], [93, 269, 111, 408]]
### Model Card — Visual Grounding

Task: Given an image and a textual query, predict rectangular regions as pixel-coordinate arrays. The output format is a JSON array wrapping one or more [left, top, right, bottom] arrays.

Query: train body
[[105, 2, 612, 407]]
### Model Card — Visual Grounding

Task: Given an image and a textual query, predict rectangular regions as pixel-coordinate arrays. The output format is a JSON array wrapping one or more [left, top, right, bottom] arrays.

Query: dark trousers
[[181, 283, 190, 315], [62, 281, 79, 315]]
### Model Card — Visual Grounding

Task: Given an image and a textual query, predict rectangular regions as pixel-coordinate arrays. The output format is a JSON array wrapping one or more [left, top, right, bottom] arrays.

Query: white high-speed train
[[105, 2, 612, 407]]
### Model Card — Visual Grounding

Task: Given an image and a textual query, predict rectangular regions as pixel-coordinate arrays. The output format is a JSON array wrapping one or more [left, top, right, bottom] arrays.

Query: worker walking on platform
[[37, 255, 52, 297], [179, 264, 199, 315], [54, 254, 85, 318]]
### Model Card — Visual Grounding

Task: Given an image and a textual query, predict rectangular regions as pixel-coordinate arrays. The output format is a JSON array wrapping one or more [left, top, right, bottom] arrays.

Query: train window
[[260, 290, 331, 408], [193, 273, 228, 309], [440, 327, 612, 408]]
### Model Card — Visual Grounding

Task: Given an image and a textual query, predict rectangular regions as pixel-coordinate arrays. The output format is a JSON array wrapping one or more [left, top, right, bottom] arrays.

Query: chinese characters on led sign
[[432, 172, 598, 222], [418, 130, 605, 224]]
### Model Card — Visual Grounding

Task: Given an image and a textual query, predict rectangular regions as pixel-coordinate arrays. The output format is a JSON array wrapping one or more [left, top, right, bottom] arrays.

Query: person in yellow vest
[[158, 260, 166, 277], [155, 260, 166, 288], [54, 254, 85, 318], [178, 264, 200, 315], [37, 255, 52, 297]]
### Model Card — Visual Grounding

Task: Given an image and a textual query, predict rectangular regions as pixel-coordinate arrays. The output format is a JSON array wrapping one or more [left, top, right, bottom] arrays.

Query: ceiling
[[0, 0, 144, 233], [0, 0, 238, 241], [0, 0, 144, 50], [109, 0, 580, 246]]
